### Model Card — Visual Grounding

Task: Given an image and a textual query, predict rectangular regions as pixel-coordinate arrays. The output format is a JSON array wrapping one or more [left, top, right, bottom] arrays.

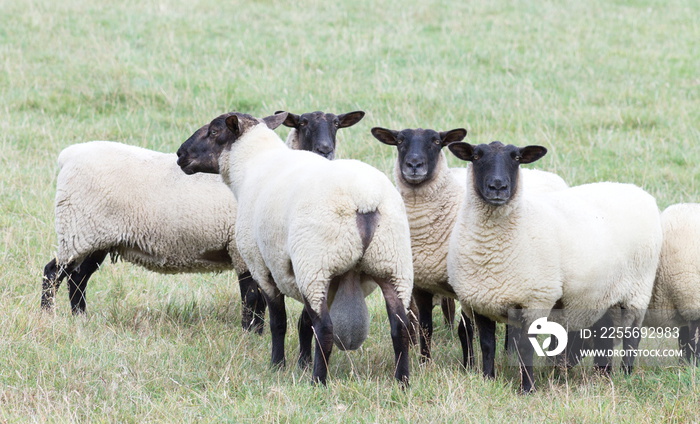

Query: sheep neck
[[221, 124, 286, 197]]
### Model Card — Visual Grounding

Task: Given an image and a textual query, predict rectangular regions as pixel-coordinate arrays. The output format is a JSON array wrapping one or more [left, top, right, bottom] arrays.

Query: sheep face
[[276, 110, 365, 160], [371, 127, 467, 186], [177, 112, 287, 175], [448, 141, 547, 206]]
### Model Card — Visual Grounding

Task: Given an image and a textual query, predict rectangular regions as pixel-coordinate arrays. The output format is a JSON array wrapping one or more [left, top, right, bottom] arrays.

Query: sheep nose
[[406, 157, 425, 171], [488, 178, 508, 191]]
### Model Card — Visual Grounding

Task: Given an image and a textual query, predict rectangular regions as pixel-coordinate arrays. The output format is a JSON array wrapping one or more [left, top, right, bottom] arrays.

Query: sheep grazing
[[177, 112, 414, 385], [371, 127, 568, 366], [278, 110, 365, 159], [446, 141, 662, 393], [646, 203, 700, 364], [41, 110, 362, 336]]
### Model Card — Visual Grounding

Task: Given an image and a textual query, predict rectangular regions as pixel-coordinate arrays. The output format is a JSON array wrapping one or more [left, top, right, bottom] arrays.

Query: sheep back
[[450, 179, 661, 329], [54, 141, 246, 273]]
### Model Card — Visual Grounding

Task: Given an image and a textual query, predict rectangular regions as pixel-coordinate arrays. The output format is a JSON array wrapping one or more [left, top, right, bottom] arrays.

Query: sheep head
[[177, 111, 288, 175], [371, 127, 467, 186], [448, 141, 547, 206], [275, 110, 365, 160]]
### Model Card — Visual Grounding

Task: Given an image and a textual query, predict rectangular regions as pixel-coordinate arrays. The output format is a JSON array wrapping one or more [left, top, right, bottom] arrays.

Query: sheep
[[41, 110, 362, 335], [176, 111, 414, 385], [371, 127, 568, 366], [278, 110, 365, 159], [446, 140, 662, 393], [645, 203, 700, 364]]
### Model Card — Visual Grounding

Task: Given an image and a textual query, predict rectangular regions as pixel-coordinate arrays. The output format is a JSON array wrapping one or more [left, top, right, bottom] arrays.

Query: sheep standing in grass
[[446, 140, 662, 393], [177, 112, 414, 385], [371, 127, 568, 366], [646, 203, 700, 363], [41, 110, 363, 335]]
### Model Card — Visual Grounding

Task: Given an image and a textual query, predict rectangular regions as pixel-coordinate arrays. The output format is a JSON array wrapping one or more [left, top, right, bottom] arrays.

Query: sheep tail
[[356, 210, 379, 255]]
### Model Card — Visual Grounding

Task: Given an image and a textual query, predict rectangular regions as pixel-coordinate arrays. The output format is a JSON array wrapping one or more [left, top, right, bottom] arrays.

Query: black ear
[[263, 111, 289, 130], [370, 127, 399, 146], [519, 145, 547, 164], [225, 115, 241, 136], [447, 142, 475, 161], [275, 111, 299, 128], [439, 128, 468, 146], [337, 111, 365, 128]]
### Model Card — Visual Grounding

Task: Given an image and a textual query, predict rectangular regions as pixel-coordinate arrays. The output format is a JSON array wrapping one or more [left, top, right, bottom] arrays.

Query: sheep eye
[[299, 121, 308, 128], [433, 138, 441, 145], [396, 138, 404, 145], [210, 129, 218, 137], [334, 120, 340, 128], [472, 154, 480, 161]]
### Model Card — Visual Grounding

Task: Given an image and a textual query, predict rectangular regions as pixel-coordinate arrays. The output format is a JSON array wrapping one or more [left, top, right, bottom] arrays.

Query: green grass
[[2, 0, 700, 421]]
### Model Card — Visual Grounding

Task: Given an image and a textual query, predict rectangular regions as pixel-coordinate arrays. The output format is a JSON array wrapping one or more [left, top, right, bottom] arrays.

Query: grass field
[[2, 0, 700, 421]]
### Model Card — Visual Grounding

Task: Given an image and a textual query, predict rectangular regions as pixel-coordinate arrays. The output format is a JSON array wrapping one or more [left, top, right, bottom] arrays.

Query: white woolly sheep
[[371, 127, 568, 365], [645, 203, 700, 363], [446, 140, 662, 393], [176, 112, 414, 385], [41, 110, 362, 335]]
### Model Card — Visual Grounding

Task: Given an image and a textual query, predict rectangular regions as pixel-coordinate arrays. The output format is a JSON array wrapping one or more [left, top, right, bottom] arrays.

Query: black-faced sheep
[[41, 110, 363, 337], [447, 141, 662, 393], [371, 127, 568, 367], [177, 112, 414, 385]]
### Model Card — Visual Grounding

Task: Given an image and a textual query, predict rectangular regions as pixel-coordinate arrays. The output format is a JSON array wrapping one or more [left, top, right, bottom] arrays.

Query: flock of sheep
[[41, 110, 700, 392]]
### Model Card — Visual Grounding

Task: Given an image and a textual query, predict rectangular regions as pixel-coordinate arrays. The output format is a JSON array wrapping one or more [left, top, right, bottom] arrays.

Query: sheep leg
[[262, 289, 287, 368], [297, 309, 313, 369], [514, 322, 536, 394], [412, 287, 434, 362], [678, 325, 690, 361], [621, 309, 644, 374], [41, 259, 69, 311], [441, 297, 456, 330], [407, 297, 419, 346], [457, 312, 475, 368], [474, 313, 496, 379], [67, 250, 107, 315], [303, 301, 334, 386], [239, 271, 266, 334], [376, 278, 410, 386], [591, 312, 614, 374], [688, 320, 700, 366]]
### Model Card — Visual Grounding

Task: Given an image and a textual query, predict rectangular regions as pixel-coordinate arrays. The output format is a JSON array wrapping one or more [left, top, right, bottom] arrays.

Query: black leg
[[441, 297, 456, 330], [679, 325, 690, 361], [474, 313, 496, 379], [563, 330, 585, 368], [67, 250, 107, 315], [239, 271, 266, 334], [407, 297, 419, 346], [504, 324, 510, 352], [591, 312, 614, 374], [298, 308, 313, 369], [377, 278, 410, 386], [688, 320, 700, 366], [457, 312, 475, 369], [41, 259, 69, 311], [303, 301, 333, 386], [412, 287, 434, 362], [262, 289, 287, 368], [620, 310, 643, 374], [515, 323, 535, 394]]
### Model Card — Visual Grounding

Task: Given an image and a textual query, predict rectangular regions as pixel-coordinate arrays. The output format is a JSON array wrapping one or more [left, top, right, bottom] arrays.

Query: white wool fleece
[[223, 123, 414, 314], [449, 168, 662, 330], [54, 141, 246, 273], [646, 203, 700, 327]]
